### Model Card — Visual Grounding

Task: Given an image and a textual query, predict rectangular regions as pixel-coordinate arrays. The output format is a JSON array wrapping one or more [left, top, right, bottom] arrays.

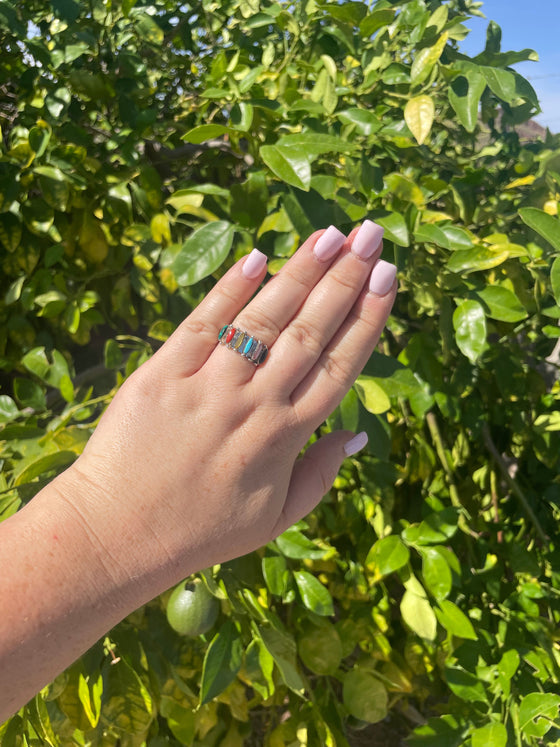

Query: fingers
[[263, 221, 385, 394], [290, 262, 397, 424], [209, 226, 347, 382], [153, 249, 268, 377], [270, 430, 367, 537]]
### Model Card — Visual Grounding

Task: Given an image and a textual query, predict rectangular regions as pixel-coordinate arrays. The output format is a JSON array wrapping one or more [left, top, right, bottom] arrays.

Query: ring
[[218, 324, 269, 366]]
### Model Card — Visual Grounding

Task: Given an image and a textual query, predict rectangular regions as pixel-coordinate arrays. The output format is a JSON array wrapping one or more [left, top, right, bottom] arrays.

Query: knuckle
[[181, 317, 218, 339], [235, 308, 281, 343], [330, 269, 361, 292], [323, 354, 353, 386], [288, 319, 325, 356]]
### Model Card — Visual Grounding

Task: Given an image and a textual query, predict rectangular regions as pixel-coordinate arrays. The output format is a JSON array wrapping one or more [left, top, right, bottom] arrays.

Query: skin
[[0, 226, 397, 722]]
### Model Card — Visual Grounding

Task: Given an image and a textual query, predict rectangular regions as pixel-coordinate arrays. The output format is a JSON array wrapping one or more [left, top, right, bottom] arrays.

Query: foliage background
[[1, 0, 560, 744]]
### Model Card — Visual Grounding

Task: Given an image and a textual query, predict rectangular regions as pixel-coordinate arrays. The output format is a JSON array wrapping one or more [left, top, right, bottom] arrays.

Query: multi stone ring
[[218, 324, 269, 366]]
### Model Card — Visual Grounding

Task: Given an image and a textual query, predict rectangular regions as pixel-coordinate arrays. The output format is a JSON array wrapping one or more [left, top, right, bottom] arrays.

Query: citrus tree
[[1, 0, 560, 745]]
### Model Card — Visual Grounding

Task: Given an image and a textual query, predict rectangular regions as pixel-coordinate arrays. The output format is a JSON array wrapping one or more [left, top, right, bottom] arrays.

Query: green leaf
[[27, 695, 58, 747], [441, 225, 474, 250], [453, 299, 487, 363], [551, 256, 560, 305], [275, 528, 328, 559], [0, 395, 19, 423], [415, 224, 450, 249], [447, 246, 510, 274], [13, 378, 46, 411], [311, 68, 338, 114], [343, 669, 388, 723], [471, 722, 507, 747], [400, 588, 437, 641], [29, 125, 51, 157], [448, 71, 486, 133], [171, 221, 234, 286], [404, 95, 435, 145], [359, 8, 395, 37], [260, 145, 311, 190], [421, 548, 452, 601], [21, 347, 71, 389], [375, 213, 409, 246], [476, 285, 527, 322], [262, 556, 288, 596], [200, 621, 243, 706], [102, 660, 154, 734], [182, 124, 232, 143], [519, 207, 560, 252], [481, 66, 516, 102], [411, 33, 448, 85], [293, 571, 334, 616], [354, 376, 391, 414], [436, 600, 477, 640], [0, 213, 22, 252], [51, 0, 80, 22], [14, 451, 76, 486], [519, 693, 560, 738], [402, 508, 460, 545], [257, 624, 305, 693], [78, 673, 102, 728], [135, 13, 164, 45], [386, 173, 425, 206], [445, 666, 487, 703], [298, 622, 342, 675], [337, 108, 381, 136], [366, 535, 410, 577]]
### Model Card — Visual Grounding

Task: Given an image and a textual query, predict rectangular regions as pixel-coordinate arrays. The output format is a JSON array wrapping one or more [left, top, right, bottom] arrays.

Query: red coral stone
[[225, 327, 236, 344]]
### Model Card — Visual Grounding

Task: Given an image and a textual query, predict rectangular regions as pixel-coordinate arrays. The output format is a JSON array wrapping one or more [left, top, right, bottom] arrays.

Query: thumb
[[271, 430, 368, 538]]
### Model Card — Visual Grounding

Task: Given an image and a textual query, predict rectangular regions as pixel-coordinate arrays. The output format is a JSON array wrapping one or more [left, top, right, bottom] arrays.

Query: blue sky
[[459, 0, 560, 132]]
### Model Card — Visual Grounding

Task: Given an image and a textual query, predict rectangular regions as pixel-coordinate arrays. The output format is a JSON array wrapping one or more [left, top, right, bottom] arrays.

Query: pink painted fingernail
[[369, 260, 396, 295], [313, 225, 346, 261], [242, 248, 268, 279], [344, 431, 368, 456], [352, 220, 384, 260]]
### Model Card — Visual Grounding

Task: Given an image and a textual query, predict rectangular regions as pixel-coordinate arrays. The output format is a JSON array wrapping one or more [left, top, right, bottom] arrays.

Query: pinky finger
[[269, 430, 367, 538]]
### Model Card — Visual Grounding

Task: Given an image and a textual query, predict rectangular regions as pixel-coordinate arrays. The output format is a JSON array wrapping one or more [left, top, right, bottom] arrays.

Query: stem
[[490, 467, 503, 543], [481, 424, 548, 545], [425, 412, 462, 511]]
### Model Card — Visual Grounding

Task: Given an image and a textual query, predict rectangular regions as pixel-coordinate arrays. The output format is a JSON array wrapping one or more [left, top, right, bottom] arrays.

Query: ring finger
[[210, 225, 347, 380]]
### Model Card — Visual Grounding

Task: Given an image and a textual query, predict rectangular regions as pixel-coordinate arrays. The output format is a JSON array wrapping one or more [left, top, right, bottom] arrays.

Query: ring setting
[[218, 324, 269, 366]]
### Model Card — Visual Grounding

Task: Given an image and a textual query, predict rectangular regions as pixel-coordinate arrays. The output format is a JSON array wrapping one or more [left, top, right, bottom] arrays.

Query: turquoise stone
[[218, 324, 228, 341], [243, 337, 254, 355]]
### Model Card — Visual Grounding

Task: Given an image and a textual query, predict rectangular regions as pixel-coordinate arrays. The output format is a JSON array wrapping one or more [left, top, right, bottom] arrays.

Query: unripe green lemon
[[166, 580, 219, 636]]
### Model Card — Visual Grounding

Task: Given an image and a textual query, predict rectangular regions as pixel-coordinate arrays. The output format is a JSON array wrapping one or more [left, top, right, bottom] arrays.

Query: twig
[[482, 424, 548, 545], [425, 412, 463, 511]]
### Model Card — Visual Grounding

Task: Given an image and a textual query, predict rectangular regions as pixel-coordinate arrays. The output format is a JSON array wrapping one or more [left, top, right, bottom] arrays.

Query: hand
[[57, 221, 397, 599]]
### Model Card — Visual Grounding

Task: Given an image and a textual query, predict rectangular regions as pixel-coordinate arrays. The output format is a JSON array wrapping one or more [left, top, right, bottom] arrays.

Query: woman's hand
[[58, 221, 396, 595], [0, 222, 396, 720]]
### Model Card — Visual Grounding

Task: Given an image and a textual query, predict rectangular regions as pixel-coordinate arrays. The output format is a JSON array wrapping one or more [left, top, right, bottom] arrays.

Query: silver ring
[[218, 324, 269, 366]]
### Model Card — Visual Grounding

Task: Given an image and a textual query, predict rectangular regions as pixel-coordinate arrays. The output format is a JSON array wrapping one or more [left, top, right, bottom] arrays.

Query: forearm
[[0, 470, 155, 723]]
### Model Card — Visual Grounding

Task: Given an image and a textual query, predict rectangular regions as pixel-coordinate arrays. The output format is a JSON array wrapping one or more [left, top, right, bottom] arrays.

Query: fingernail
[[344, 431, 368, 456], [352, 220, 384, 260], [369, 260, 396, 295], [313, 225, 346, 261], [242, 248, 268, 279]]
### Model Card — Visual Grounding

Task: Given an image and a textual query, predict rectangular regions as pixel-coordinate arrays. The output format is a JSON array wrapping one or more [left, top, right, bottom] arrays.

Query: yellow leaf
[[504, 175, 535, 189], [404, 95, 435, 145]]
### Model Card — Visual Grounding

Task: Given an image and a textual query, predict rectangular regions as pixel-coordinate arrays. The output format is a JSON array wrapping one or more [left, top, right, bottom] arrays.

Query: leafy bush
[[1, 0, 560, 744]]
